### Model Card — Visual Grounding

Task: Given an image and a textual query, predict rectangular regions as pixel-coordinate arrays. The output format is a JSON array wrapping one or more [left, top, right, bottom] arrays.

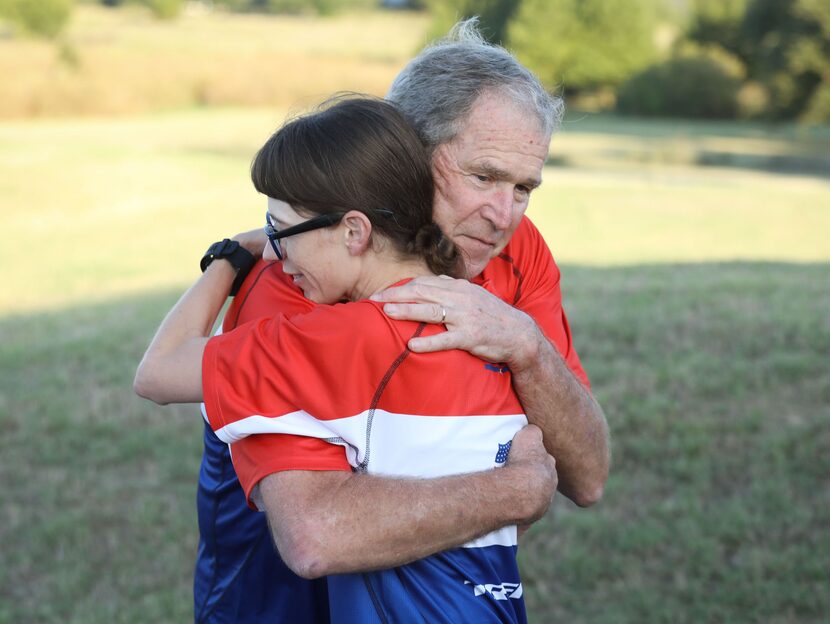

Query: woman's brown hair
[[251, 95, 459, 276]]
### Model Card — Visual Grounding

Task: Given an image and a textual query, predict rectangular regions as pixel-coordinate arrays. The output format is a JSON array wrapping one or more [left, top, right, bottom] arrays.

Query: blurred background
[[1, 0, 827, 622]]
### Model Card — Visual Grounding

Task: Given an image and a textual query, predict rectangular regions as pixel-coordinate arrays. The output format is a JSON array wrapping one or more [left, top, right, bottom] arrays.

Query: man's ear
[[341, 210, 373, 255]]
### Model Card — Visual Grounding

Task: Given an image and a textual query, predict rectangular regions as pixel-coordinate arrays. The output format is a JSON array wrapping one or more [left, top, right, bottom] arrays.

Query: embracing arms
[[371, 275, 610, 507], [134, 231, 558, 575], [258, 424, 556, 579]]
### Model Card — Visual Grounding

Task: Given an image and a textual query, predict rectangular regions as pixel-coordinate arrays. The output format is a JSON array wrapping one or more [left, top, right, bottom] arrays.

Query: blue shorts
[[194, 421, 330, 623]]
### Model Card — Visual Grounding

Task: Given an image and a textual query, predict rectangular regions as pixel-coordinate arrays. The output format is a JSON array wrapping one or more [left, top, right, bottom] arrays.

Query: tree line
[[2, 0, 827, 121], [438, 0, 829, 122]]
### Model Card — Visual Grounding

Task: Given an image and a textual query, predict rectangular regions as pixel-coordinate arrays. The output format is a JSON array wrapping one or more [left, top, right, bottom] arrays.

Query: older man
[[193, 21, 608, 623]]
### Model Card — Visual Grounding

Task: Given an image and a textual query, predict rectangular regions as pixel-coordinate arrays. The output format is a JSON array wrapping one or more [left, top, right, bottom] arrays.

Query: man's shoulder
[[502, 215, 546, 257], [476, 216, 553, 304]]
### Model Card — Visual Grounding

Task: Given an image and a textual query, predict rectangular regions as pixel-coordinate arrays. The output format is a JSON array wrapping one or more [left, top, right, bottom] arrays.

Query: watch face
[[216, 239, 237, 256], [200, 239, 254, 295], [202, 239, 234, 272]]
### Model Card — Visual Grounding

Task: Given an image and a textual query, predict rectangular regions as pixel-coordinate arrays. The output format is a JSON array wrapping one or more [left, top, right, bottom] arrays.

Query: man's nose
[[483, 187, 514, 230]]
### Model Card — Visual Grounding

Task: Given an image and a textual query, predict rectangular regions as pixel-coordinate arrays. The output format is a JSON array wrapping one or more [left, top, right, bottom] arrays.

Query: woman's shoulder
[[284, 299, 415, 348]]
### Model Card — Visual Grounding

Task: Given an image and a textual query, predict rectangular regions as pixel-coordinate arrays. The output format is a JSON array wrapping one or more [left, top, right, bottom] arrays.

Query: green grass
[[0, 289, 199, 622], [521, 262, 830, 623], [1, 263, 827, 622], [2, 31, 830, 621]]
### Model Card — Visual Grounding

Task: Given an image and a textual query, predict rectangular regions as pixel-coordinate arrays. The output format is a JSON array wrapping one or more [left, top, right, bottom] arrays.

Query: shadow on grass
[[555, 113, 830, 178], [1, 263, 828, 623], [562, 112, 830, 142], [547, 141, 830, 178], [694, 150, 830, 176]]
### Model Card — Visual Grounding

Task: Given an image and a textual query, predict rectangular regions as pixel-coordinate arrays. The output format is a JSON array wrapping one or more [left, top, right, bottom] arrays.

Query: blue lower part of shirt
[[328, 544, 526, 624], [194, 421, 330, 623]]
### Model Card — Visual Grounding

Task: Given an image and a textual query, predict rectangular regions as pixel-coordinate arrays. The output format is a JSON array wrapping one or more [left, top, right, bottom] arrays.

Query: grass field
[[0, 4, 429, 118], [2, 107, 829, 315], [1, 262, 828, 622], [2, 5, 830, 623], [2, 109, 828, 623]]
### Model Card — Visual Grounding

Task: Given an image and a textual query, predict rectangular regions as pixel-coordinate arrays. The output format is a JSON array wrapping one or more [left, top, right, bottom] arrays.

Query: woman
[[135, 97, 529, 623]]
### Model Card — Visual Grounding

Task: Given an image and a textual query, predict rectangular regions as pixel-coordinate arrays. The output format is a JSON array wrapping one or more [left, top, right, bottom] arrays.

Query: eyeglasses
[[264, 210, 344, 260]]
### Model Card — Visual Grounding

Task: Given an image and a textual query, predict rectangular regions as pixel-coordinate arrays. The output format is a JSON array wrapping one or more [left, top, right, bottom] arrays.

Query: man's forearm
[[260, 426, 556, 578], [512, 328, 609, 507]]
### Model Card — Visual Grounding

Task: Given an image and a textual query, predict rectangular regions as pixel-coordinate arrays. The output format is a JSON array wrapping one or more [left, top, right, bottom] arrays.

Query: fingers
[[507, 425, 548, 464], [369, 285, 413, 304], [382, 302, 449, 325], [407, 331, 460, 354], [514, 424, 543, 445], [370, 275, 465, 304]]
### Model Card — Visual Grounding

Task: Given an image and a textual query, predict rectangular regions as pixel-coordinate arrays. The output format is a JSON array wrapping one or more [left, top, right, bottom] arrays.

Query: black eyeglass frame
[[264, 211, 344, 260]]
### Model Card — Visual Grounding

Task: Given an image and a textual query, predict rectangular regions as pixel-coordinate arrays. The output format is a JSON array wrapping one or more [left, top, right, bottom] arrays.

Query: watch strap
[[200, 239, 256, 296]]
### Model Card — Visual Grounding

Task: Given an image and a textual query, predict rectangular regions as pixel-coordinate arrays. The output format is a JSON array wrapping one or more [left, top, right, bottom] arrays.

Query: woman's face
[[264, 198, 355, 304]]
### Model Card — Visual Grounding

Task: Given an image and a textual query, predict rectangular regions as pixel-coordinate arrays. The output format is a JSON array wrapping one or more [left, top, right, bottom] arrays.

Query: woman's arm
[[133, 231, 264, 404]]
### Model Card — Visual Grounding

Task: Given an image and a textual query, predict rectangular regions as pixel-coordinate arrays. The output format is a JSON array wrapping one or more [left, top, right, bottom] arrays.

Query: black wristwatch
[[200, 238, 256, 296]]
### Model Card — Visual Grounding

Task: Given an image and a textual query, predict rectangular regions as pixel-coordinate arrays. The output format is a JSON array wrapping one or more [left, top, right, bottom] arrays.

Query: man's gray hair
[[387, 18, 564, 151]]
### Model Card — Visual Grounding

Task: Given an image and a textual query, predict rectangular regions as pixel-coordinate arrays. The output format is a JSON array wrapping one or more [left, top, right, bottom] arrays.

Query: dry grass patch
[[0, 4, 429, 118]]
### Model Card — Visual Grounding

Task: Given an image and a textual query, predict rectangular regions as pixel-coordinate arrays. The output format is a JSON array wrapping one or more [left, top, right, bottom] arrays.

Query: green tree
[[225, 0, 375, 16], [739, 0, 830, 119], [426, 0, 521, 44], [617, 54, 741, 119], [144, 0, 184, 19], [0, 0, 73, 38], [688, 0, 750, 58], [507, 0, 659, 94], [685, 0, 830, 120]]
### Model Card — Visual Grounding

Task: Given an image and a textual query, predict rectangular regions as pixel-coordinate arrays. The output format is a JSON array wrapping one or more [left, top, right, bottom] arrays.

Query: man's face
[[431, 91, 551, 279]]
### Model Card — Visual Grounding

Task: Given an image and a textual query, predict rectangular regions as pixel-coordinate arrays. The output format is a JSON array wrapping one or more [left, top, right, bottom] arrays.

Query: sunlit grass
[[2, 7, 828, 623], [529, 164, 830, 265], [3, 108, 829, 315]]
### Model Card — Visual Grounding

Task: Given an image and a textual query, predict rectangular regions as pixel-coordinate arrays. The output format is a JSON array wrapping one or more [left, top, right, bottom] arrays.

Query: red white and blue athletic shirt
[[200, 217, 589, 624]]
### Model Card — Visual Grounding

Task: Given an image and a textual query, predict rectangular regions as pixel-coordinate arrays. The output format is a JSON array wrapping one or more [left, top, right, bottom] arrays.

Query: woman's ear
[[341, 211, 373, 255]]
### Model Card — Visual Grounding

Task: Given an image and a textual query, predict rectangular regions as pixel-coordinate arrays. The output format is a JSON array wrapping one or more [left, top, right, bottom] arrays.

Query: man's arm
[[371, 276, 609, 507], [258, 425, 557, 579], [508, 314, 608, 506]]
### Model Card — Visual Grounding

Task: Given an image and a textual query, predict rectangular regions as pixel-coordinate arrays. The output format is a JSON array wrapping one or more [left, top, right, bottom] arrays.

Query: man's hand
[[503, 424, 557, 525], [370, 275, 539, 369], [372, 274, 609, 508]]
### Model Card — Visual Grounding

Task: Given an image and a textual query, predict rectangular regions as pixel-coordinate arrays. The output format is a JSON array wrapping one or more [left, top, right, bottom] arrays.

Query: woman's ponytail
[[409, 222, 461, 277]]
